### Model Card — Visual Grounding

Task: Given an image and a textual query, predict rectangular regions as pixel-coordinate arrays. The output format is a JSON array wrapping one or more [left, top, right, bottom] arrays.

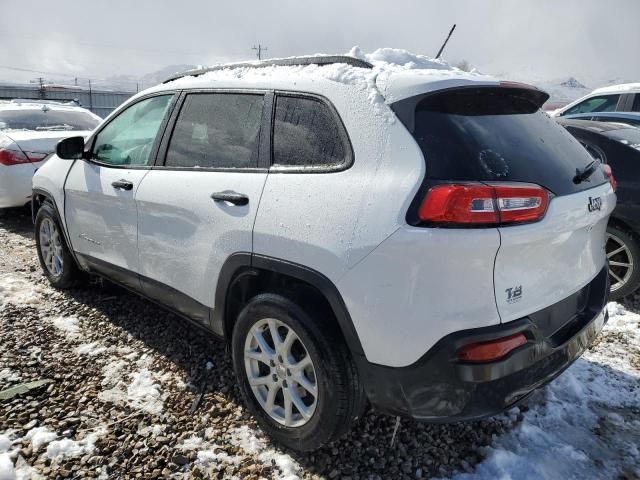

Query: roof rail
[[163, 55, 373, 84]]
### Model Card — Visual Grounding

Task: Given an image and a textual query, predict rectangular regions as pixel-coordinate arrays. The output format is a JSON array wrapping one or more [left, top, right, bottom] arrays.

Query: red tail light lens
[[602, 164, 617, 192], [457, 332, 527, 363], [418, 183, 549, 226], [0, 148, 30, 166]]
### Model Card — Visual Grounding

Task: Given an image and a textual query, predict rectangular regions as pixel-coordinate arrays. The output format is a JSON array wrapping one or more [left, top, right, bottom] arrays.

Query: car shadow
[[0, 206, 34, 240]]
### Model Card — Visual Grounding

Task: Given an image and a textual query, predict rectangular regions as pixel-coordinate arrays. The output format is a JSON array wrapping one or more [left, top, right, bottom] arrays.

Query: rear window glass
[[272, 95, 348, 168], [0, 109, 99, 131], [397, 88, 607, 196]]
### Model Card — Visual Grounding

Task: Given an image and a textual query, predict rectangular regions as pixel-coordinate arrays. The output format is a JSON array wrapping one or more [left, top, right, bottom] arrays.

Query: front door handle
[[211, 191, 249, 206], [111, 179, 133, 191]]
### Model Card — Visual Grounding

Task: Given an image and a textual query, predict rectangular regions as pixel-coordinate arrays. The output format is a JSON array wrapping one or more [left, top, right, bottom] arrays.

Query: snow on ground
[[48, 315, 81, 340], [451, 301, 640, 480], [0, 273, 45, 309], [45, 427, 105, 460]]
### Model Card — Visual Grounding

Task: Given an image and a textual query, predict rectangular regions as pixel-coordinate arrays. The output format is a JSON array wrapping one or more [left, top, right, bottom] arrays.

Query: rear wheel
[[232, 293, 364, 451], [606, 225, 640, 300], [35, 202, 80, 289]]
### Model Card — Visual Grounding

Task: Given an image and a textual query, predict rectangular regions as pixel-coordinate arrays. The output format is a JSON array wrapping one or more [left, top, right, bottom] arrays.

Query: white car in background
[[551, 82, 640, 117], [0, 100, 100, 208]]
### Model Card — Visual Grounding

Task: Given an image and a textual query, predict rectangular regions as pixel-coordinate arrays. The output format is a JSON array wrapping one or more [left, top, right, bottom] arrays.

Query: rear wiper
[[573, 160, 597, 184]]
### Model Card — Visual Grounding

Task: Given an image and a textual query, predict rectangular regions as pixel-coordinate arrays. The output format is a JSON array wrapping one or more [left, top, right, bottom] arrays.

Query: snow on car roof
[[591, 82, 640, 95], [0, 101, 92, 113], [158, 47, 500, 104]]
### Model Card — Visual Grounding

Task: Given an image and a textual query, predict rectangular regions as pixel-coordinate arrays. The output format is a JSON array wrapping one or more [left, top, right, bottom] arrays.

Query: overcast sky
[[1, 0, 638, 89]]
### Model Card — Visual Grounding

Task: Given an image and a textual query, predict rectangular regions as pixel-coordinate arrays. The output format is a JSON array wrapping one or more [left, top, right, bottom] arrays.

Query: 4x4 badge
[[588, 196, 602, 212]]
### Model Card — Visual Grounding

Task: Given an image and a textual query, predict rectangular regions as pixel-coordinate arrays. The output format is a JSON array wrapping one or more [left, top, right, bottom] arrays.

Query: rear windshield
[[0, 109, 99, 132], [393, 87, 607, 196]]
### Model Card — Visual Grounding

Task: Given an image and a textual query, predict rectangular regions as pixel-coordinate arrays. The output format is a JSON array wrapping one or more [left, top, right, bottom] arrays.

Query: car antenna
[[435, 24, 457, 59]]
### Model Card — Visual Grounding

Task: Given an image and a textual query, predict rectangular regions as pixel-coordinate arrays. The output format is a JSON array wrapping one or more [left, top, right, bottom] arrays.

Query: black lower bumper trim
[[356, 266, 609, 421]]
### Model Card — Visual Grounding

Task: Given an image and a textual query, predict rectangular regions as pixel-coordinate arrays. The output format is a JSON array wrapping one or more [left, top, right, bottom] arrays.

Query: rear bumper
[[356, 266, 609, 421], [0, 164, 36, 208]]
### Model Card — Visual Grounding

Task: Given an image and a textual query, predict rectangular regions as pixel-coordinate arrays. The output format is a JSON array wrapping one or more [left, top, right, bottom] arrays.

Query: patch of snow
[[230, 426, 301, 480], [49, 315, 80, 340], [592, 82, 640, 95], [0, 454, 15, 480], [0, 432, 14, 453], [205, 361, 214, 370], [126, 369, 164, 415], [24, 427, 57, 451], [451, 302, 640, 480], [177, 435, 205, 450], [75, 342, 107, 356], [197, 448, 242, 466], [0, 369, 20, 383], [0, 274, 45, 309], [45, 428, 105, 460]]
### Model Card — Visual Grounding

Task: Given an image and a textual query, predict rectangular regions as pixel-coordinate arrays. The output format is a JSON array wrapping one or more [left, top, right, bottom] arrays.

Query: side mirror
[[56, 136, 85, 160]]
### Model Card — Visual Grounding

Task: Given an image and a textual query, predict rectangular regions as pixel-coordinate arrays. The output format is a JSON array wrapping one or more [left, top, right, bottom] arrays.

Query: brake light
[[457, 332, 527, 363], [602, 164, 617, 192], [418, 183, 549, 226], [0, 148, 30, 166]]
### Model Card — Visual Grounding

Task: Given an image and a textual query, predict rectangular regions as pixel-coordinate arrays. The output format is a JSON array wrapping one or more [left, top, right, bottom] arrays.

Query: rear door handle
[[111, 179, 133, 191], [210, 191, 249, 206]]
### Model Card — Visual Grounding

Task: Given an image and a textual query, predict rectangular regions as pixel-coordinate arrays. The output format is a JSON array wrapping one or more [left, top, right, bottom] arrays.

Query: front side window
[[92, 95, 173, 166], [563, 95, 620, 116], [165, 93, 264, 169], [272, 95, 348, 168]]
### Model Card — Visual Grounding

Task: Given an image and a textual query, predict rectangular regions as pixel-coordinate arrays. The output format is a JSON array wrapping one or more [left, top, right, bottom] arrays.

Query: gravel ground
[[0, 207, 638, 480]]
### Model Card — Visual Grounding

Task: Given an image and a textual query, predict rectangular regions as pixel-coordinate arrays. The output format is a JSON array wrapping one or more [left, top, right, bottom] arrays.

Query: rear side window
[[165, 93, 263, 169], [392, 87, 607, 196], [272, 95, 348, 168], [632, 94, 640, 112], [563, 94, 620, 115]]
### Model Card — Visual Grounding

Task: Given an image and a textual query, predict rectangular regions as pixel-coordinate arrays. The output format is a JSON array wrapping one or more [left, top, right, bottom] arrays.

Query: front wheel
[[607, 225, 640, 301], [232, 293, 365, 451], [35, 202, 80, 289]]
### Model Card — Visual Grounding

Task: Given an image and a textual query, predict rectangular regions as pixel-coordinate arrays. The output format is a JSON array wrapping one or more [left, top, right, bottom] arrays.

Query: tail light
[[0, 148, 30, 166], [457, 332, 527, 363], [0, 149, 48, 166], [602, 164, 617, 192], [418, 183, 549, 226]]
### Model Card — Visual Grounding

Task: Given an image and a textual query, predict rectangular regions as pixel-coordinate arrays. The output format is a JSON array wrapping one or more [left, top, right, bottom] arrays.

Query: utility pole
[[37, 77, 45, 99], [88, 79, 93, 113], [252, 43, 268, 60], [435, 24, 456, 60]]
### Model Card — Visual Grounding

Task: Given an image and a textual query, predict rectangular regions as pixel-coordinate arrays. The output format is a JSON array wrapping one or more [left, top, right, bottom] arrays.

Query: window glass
[[632, 95, 640, 112], [165, 93, 263, 169], [0, 109, 99, 132], [403, 87, 607, 196], [272, 96, 347, 167], [93, 95, 172, 166], [563, 95, 620, 115]]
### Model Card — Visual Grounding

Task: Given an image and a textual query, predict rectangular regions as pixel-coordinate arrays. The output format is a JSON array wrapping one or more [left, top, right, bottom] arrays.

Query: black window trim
[[154, 88, 273, 173], [269, 91, 354, 174], [83, 90, 180, 170]]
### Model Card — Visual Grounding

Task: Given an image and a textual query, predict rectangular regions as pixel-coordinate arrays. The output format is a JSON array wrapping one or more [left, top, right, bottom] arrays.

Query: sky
[[0, 0, 638, 90]]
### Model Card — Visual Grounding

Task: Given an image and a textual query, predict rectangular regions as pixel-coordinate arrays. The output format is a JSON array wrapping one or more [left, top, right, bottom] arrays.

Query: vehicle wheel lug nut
[[269, 360, 275, 367], [282, 380, 288, 388], [272, 374, 278, 382], [286, 369, 291, 376]]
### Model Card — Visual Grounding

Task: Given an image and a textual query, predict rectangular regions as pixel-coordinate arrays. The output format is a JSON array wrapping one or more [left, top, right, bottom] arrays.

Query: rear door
[[135, 91, 269, 329], [64, 94, 175, 285]]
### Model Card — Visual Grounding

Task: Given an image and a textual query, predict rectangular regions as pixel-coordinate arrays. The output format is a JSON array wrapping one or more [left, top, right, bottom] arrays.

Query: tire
[[35, 202, 80, 289], [231, 293, 365, 451], [607, 224, 640, 301]]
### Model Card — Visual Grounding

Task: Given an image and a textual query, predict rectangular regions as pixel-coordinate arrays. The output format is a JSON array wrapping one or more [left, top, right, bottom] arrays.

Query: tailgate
[[494, 182, 615, 322]]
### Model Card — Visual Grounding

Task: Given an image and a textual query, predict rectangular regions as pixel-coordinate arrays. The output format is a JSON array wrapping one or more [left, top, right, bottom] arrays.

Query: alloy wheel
[[244, 318, 318, 427], [39, 218, 64, 277], [607, 232, 633, 293]]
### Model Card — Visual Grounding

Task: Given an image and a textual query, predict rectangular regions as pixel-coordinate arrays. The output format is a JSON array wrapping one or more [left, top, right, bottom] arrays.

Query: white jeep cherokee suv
[[32, 53, 616, 451]]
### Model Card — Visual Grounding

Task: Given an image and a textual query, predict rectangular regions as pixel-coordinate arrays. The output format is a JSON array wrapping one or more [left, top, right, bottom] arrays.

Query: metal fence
[[0, 84, 134, 118]]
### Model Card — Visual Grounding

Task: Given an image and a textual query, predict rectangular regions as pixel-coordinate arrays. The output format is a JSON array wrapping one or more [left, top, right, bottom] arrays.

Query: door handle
[[111, 179, 133, 191], [210, 191, 249, 206]]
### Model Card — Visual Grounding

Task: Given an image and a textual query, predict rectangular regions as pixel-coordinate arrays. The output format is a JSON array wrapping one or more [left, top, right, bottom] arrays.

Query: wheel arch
[[214, 253, 365, 356]]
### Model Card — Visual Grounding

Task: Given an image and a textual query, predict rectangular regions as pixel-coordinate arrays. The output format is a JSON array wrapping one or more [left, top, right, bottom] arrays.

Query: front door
[[64, 94, 175, 287], [135, 92, 268, 329]]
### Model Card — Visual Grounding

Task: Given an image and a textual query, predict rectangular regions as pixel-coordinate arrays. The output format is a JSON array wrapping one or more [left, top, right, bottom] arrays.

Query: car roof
[[591, 82, 640, 95], [147, 49, 504, 104]]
